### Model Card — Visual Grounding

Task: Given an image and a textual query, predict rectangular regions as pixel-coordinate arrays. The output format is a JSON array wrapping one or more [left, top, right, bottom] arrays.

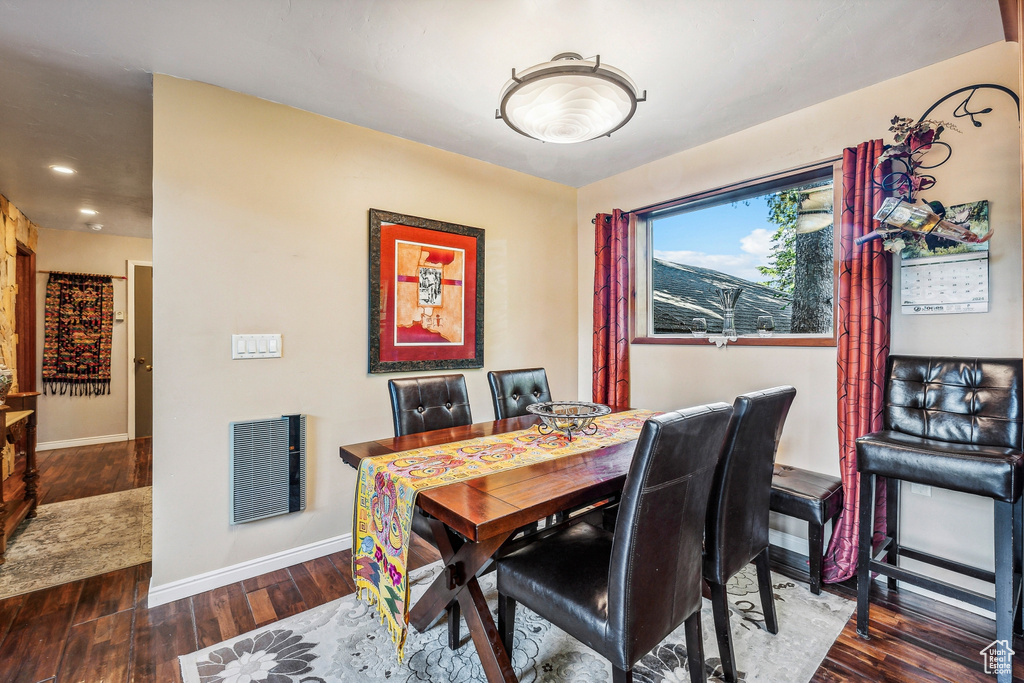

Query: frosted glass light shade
[[497, 55, 643, 144]]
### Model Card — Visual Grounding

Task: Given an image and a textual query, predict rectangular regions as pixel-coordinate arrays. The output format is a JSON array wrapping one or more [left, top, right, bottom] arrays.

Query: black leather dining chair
[[387, 374, 473, 649], [487, 368, 552, 419], [388, 374, 472, 437], [496, 402, 734, 683], [856, 356, 1023, 683], [703, 386, 797, 683]]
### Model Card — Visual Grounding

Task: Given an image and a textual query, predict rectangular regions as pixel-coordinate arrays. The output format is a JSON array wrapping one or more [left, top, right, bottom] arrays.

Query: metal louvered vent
[[229, 414, 306, 524]]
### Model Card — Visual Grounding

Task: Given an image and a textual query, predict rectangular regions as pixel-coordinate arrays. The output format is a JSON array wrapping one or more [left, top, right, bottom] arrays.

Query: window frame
[[632, 158, 842, 347]]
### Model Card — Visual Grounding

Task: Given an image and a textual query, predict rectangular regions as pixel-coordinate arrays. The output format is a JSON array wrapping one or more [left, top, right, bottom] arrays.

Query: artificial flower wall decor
[[859, 114, 992, 253]]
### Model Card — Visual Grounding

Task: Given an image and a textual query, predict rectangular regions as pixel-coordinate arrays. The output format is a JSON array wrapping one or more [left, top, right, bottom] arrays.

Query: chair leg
[[995, 500, 1014, 683], [709, 581, 738, 683], [885, 476, 900, 591], [497, 593, 515, 658], [684, 612, 705, 683], [754, 547, 778, 635], [856, 472, 875, 639], [1014, 496, 1023, 637], [612, 666, 633, 683], [447, 599, 461, 650], [808, 519, 824, 595]]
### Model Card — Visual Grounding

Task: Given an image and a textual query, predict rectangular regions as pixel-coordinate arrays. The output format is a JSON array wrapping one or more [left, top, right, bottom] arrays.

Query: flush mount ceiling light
[[496, 53, 645, 144], [49, 165, 76, 175], [80, 208, 98, 215]]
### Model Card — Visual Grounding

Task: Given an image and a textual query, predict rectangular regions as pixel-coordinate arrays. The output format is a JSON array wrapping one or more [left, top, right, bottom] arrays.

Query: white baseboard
[[147, 533, 353, 608], [38, 433, 129, 451], [769, 527, 809, 556]]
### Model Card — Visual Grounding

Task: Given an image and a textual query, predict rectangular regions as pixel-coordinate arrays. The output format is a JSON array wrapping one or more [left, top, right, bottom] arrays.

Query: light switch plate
[[910, 483, 932, 497], [232, 334, 282, 359]]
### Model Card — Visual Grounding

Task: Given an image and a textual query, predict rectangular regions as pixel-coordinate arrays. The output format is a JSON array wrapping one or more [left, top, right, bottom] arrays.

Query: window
[[633, 160, 840, 346]]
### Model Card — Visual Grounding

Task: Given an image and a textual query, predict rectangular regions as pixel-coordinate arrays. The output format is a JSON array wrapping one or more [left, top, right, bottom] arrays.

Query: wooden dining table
[[339, 408, 640, 683]]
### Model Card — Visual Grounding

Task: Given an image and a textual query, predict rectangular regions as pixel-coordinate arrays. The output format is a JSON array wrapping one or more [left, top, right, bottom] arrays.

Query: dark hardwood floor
[[814, 579, 1024, 682], [0, 535, 442, 683], [35, 438, 151, 505], [0, 440, 1021, 682]]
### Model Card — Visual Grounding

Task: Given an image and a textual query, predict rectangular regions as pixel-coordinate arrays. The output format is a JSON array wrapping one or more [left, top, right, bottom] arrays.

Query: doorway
[[15, 245, 35, 392], [128, 261, 153, 439]]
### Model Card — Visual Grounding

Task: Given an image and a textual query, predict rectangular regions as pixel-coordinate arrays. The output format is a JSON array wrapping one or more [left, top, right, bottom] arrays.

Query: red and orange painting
[[369, 210, 484, 372]]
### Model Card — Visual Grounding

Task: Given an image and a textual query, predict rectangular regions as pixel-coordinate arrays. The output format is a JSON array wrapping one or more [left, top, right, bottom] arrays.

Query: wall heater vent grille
[[229, 414, 306, 524]]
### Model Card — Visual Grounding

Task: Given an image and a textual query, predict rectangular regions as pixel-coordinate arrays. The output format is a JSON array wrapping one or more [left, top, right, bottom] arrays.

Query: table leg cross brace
[[409, 517, 517, 683]]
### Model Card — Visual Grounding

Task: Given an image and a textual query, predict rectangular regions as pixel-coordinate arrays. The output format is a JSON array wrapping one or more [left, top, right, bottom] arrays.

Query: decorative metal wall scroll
[[878, 84, 1020, 202]]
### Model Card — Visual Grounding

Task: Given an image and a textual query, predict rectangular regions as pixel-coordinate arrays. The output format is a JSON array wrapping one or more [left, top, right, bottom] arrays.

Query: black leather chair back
[[388, 375, 472, 437], [884, 356, 1023, 449], [607, 402, 733, 666], [487, 368, 552, 419], [704, 386, 797, 585]]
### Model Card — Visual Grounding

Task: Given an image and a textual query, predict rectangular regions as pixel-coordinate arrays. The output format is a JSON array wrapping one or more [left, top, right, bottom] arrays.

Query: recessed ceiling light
[[87, 223, 103, 231], [49, 165, 76, 175], [80, 208, 98, 216]]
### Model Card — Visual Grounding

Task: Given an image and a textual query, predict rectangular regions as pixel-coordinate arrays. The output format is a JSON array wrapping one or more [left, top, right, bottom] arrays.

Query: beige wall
[[35, 228, 153, 444], [578, 42, 1021, 595], [151, 76, 578, 588]]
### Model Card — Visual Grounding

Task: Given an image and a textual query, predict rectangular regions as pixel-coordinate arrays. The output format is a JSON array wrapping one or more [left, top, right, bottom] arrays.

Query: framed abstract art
[[368, 209, 485, 373]]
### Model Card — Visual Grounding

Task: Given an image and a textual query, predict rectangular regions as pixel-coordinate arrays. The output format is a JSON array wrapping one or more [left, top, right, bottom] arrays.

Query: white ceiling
[[0, 0, 1005, 239]]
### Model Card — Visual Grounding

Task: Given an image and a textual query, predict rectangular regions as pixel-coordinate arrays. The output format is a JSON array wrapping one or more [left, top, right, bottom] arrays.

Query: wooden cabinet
[[0, 391, 39, 567]]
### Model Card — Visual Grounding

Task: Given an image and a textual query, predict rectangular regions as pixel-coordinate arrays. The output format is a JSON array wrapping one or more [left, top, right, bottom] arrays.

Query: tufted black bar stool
[[387, 374, 473, 649], [487, 368, 552, 419], [856, 356, 1024, 683], [388, 374, 472, 437]]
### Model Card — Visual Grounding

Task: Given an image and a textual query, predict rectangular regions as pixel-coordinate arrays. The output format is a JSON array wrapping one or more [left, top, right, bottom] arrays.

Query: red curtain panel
[[822, 140, 891, 584], [592, 210, 631, 406]]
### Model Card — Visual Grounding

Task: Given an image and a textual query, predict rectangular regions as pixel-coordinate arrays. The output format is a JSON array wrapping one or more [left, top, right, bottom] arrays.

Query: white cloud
[[740, 228, 772, 257], [655, 227, 777, 283]]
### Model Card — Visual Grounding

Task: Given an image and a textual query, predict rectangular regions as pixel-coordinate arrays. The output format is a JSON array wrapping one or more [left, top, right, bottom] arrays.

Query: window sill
[[631, 334, 836, 347]]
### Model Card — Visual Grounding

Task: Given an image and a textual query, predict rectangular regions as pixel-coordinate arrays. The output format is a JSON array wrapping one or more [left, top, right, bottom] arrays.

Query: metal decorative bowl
[[526, 401, 611, 441]]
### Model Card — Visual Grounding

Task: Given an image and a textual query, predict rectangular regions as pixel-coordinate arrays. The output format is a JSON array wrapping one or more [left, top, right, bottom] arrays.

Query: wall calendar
[[900, 251, 989, 315]]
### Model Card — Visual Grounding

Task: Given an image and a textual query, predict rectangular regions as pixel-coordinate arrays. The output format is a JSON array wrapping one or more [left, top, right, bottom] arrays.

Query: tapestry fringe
[[43, 380, 111, 397], [355, 579, 409, 661]]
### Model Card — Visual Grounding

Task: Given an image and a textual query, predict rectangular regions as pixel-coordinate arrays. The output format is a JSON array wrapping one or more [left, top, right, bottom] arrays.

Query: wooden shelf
[[6, 410, 31, 427]]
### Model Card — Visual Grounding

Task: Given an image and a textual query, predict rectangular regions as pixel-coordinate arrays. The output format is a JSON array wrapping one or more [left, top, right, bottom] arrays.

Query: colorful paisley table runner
[[352, 409, 655, 659]]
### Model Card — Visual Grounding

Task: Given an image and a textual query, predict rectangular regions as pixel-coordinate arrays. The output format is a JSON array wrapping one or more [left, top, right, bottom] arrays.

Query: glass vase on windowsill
[[707, 287, 742, 347], [715, 287, 742, 338]]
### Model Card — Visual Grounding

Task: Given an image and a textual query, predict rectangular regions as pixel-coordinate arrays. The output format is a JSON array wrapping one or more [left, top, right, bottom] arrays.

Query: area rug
[[0, 486, 151, 599], [179, 560, 853, 683]]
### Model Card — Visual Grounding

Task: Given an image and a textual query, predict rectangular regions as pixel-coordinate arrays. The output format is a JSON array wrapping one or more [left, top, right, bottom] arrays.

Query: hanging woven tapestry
[[42, 272, 114, 396]]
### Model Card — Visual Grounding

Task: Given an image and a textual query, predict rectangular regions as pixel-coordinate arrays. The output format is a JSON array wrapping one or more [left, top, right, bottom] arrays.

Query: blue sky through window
[[652, 195, 775, 283]]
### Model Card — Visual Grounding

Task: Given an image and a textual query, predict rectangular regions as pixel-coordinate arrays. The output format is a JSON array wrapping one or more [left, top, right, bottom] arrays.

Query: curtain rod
[[39, 270, 126, 280]]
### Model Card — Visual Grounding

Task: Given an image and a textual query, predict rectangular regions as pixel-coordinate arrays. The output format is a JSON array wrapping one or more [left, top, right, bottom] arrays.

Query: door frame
[[127, 260, 153, 441], [15, 244, 36, 393]]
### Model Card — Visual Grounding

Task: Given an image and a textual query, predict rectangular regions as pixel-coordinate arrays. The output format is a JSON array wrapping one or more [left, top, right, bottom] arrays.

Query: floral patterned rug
[[179, 560, 853, 683]]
